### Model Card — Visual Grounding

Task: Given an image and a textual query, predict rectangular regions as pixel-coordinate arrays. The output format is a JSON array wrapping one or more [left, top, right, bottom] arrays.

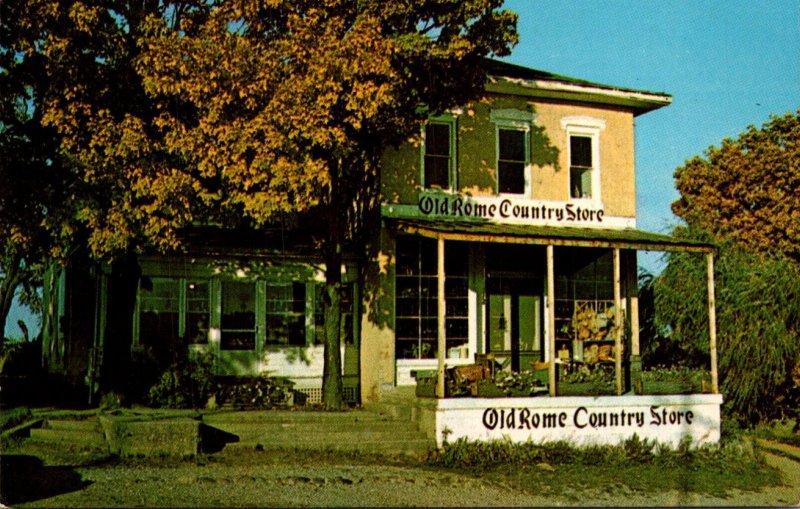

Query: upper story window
[[491, 109, 534, 195], [422, 117, 456, 190], [562, 116, 606, 201]]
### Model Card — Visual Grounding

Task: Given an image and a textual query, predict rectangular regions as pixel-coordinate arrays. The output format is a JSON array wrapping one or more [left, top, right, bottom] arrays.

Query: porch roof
[[390, 218, 714, 253]]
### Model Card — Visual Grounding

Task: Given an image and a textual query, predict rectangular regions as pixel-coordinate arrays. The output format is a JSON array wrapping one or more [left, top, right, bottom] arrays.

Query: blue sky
[[5, 0, 799, 338], [503, 0, 800, 272]]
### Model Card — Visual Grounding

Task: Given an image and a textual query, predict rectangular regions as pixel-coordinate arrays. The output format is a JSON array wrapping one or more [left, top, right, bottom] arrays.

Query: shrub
[[214, 376, 294, 409], [147, 351, 217, 409]]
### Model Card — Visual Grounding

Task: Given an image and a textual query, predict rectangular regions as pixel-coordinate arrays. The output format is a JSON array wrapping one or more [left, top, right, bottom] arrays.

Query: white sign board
[[434, 394, 722, 449]]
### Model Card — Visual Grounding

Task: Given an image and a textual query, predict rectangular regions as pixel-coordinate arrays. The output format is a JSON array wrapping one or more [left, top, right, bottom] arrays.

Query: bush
[[147, 351, 217, 409], [214, 376, 294, 409]]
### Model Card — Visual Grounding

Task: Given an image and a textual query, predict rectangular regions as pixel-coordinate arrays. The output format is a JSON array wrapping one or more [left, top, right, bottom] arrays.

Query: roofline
[[484, 59, 672, 116], [392, 219, 714, 254]]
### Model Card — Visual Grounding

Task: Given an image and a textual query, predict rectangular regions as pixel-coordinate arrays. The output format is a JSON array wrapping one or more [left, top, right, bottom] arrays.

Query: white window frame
[[561, 116, 606, 204], [420, 114, 457, 191], [491, 109, 535, 196]]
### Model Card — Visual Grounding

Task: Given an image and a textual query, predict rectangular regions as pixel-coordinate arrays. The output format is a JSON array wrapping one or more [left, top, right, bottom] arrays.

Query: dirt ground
[[3, 447, 800, 507]]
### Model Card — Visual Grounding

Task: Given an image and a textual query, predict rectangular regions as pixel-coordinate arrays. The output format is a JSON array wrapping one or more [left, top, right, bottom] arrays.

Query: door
[[486, 277, 542, 372], [218, 280, 260, 375]]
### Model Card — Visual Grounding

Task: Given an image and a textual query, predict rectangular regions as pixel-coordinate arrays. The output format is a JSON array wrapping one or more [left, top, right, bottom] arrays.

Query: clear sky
[[502, 0, 800, 273], [5, 1, 799, 338]]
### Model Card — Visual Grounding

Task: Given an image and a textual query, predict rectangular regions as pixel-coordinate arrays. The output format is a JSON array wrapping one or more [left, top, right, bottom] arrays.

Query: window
[[139, 278, 180, 349], [265, 283, 306, 346], [570, 135, 594, 199], [422, 120, 454, 189], [562, 116, 605, 201], [491, 109, 534, 196], [185, 280, 210, 344], [138, 277, 211, 347], [395, 237, 468, 360], [220, 280, 256, 350], [498, 128, 527, 194]]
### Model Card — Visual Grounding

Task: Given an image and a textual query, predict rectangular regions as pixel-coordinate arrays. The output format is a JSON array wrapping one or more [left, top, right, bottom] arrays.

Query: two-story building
[[42, 60, 722, 447]]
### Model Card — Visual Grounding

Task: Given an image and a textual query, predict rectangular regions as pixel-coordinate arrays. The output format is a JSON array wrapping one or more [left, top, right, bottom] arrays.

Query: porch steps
[[26, 417, 108, 452], [203, 408, 435, 456]]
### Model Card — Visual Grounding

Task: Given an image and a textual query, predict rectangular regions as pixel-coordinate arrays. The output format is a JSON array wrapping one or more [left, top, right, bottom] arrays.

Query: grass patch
[[753, 419, 800, 447], [0, 407, 32, 431], [426, 435, 782, 497]]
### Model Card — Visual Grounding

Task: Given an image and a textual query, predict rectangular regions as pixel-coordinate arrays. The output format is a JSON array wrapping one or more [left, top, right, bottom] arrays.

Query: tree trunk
[[321, 163, 345, 410], [0, 257, 23, 343]]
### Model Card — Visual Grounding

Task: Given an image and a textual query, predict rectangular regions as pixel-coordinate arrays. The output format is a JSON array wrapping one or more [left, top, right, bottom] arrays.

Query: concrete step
[[28, 428, 105, 446], [44, 418, 101, 432], [223, 436, 435, 455], [203, 416, 409, 434], [203, 409, 391, 424], [219, 428, 426, 444]]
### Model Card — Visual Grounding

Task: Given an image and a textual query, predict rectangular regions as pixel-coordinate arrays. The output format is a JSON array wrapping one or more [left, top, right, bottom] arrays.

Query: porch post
[[436, 236, 446, 398], [547, 244, 556, 397], [707, 251, 719, 394], [613, 248, 623, 395]]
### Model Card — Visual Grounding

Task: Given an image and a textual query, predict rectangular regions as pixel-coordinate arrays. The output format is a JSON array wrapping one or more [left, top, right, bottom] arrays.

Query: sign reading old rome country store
[[381, 192, 640, 228], [418, 194, 606, 223], [433, 395, 723, 448]]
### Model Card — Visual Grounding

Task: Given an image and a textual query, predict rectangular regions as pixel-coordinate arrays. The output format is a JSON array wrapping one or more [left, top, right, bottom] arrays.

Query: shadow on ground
[[0, 454, 91, 505]]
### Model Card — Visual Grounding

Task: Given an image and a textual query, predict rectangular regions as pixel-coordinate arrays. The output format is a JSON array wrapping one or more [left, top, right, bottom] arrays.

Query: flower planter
[[557, 382, 616, 396], [470, 379, 507, 397], [634, 379, 710, 395]]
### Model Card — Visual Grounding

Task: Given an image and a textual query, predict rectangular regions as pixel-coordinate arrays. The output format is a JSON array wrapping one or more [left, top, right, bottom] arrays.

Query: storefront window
[[395, 237, 468, 359], [554, 248, 615, 362]]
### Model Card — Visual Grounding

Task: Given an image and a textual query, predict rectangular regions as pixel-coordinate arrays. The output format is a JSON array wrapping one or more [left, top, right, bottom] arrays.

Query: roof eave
[[485, 77, 672, 116]]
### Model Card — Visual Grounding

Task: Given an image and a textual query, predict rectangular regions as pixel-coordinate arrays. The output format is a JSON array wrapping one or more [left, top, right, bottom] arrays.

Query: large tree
[[656, 111, 800, 426], [672, 109, 800, 260], [32, 0, 518, 408]]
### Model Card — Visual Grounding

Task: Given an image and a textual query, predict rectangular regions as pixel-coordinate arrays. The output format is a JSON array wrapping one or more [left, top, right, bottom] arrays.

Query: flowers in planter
[[639, 366, 711, 394], [492, 370, 547, 396]]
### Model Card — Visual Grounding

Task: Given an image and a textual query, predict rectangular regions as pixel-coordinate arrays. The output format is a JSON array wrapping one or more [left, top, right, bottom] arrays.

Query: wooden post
[[547, 245, 556, 397], [614, 248, 623, 395], [436, 236, 446, 398], [707, 251, 719, 394]]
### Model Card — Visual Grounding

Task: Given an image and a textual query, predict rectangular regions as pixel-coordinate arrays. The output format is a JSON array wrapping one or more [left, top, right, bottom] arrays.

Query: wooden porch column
[[613, 248, 623, 395], [436, 236, 447, 398], [707, 251, 719, 394], [547, 245, 556, 397]]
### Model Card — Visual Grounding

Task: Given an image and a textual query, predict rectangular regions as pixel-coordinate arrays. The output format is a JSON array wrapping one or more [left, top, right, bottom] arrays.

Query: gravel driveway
[[7, 448, 799, 507]]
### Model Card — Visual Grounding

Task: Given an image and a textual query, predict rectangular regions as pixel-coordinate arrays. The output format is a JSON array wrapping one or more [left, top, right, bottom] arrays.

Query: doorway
[[485, 276, 542, 372]]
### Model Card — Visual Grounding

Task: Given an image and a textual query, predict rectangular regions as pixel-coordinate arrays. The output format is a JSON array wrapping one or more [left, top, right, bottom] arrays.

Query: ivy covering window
[[570, 135, 594, 199], [423, 122, 453, 189], [395, 237, 468, 359], [498, 128, 526, 194]]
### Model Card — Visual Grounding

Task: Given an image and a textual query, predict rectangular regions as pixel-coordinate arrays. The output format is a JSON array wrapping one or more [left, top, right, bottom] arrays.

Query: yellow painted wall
[[380, 94, 637, 218]]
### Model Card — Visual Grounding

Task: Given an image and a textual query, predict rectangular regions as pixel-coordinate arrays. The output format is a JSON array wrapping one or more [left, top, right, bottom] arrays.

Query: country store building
[[42, 60, 723, 448]]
